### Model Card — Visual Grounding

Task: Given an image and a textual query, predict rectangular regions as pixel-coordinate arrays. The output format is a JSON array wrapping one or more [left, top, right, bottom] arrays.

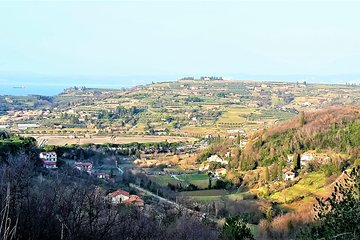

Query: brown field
[[22, 134, 197, 146]]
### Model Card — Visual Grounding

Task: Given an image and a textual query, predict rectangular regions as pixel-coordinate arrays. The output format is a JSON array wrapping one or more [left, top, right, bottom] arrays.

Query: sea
[[0, 74, 172, 96], [0, 73, 359, 96]]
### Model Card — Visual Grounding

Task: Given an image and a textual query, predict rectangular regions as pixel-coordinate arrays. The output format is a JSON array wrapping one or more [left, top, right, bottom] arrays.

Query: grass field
[[180, 189, 228, 201], [149, 175, 179, 186], [180, 126, 219, 136], [217, 107, 256, 124], [269, 172, 328, 203], [226, 191, 257, 201], [150, 173, 211, 189], [177, 174, 210, 188]]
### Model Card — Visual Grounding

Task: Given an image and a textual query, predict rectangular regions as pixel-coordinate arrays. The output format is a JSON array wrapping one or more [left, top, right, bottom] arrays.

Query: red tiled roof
[[123, 195, 144, 205], [109, 190, 130, 197]]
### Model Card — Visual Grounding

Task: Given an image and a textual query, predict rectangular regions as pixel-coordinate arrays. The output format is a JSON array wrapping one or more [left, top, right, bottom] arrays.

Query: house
[[198, 162, 210, 172], [108, 189, 130, 204], [108, 190, 144, 207], [214, 168, 227, 178], [95, 172, 111, 180], [53, 124, 64, 129], [123, 195, 145, 207], [207, 155, 228, 165], [282, 169, 296, 181], [39, 152, 57, 169], [18, 124, 40, 130], [287, 154, 294, 163], [74, 162, 93, 173], [300, 153, 314, 166]]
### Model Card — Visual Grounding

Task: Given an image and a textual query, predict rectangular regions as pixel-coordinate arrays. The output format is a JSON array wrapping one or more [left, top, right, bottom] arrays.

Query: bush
[[221, 216, 254, 240]]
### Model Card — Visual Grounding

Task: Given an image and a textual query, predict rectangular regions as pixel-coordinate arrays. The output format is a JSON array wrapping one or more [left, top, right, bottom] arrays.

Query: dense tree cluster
[[300, 167, 360, 240], [0, 138, 220, 240]]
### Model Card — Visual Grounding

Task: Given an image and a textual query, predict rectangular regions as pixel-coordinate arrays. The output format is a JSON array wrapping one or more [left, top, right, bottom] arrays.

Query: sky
[[0, 0, 360, 79]]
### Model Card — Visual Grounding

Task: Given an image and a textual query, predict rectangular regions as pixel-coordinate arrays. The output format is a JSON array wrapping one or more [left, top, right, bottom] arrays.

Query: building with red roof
[[39, 152, 58, 169], [74, 162, 93, 173], [123, 195, 144, 207], [108, 189, 144, 207], [108, 189, 130, 204]]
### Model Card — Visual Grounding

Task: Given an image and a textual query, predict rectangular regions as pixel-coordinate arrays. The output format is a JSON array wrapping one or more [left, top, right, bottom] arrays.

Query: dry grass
[[257, 204, 314, 239]]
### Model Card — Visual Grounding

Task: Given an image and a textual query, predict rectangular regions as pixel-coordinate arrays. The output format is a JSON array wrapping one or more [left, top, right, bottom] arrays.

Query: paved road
[[129, 183, 218, 223], [130, 183, 183, 206]]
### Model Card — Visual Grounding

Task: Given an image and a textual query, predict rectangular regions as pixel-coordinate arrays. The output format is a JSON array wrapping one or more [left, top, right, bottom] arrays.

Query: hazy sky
[[0, 0, 359, 77]]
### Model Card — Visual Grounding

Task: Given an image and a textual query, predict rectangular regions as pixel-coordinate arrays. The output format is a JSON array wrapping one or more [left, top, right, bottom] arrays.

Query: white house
[[301, 153, 314, 166], [39, 152, 57, 169], [108, 189, 130, 204], [18, 124, 40, 130], [74, 162, 93, 173], [198, 163, 210, 172], [283, 170, 296, 181], [214, 168, 227, 178], [96, 172, 110, 180], [207, 155, 228, 165]]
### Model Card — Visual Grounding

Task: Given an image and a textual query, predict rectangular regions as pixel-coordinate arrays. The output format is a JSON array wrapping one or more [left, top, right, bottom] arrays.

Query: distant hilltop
[[179, 76, 223, 81], [63, 86, 87, 93]]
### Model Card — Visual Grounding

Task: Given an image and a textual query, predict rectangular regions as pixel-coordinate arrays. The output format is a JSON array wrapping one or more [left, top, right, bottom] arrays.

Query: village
[[37, 134, 336, 219], [1, 79, 359, 236]]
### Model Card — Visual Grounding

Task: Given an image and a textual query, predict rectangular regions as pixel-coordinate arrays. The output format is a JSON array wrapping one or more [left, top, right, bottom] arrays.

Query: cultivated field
[[23, 134, 196, 146]]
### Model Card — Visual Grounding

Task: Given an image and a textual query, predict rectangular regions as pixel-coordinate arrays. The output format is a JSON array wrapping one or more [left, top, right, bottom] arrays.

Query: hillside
[[240, 105, 360, 168]]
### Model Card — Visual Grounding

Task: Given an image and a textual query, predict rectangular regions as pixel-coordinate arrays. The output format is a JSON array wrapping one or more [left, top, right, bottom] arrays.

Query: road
[[130, 183, 183, 206], [129, 183, 219, 223]]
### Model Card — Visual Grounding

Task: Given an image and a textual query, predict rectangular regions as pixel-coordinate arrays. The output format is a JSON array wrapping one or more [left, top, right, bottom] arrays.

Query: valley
[[1, 79, 359, 238]]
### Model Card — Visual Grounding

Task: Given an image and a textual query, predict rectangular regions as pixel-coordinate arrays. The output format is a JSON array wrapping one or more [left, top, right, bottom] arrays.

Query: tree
[[236, 148, 242, 170], [300, 111, 305, 127], [266, 207, 272, 223], [0, 130, 11, 140], [221, 216, 255, 240], [237, 132, 241, 145], [293, 153, 301, 170], [208, 172, 213, 189], [277, 162, 283, 180], [265, 166, 270, 183], [300, 167, 360, 239], [209, 161, 222, 171]]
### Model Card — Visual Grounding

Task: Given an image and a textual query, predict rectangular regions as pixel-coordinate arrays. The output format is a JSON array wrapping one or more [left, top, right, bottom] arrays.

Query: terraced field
[[269, 173, 328, 203]]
